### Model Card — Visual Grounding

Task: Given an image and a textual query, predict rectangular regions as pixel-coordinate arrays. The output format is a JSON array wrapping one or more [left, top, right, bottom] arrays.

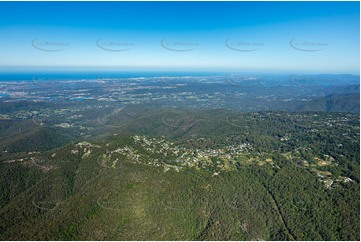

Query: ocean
[[0, 71, 225, 82]]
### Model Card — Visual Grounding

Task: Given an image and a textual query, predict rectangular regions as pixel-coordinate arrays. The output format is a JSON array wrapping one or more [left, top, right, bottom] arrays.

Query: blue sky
[[0, 1, 359, 74]]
